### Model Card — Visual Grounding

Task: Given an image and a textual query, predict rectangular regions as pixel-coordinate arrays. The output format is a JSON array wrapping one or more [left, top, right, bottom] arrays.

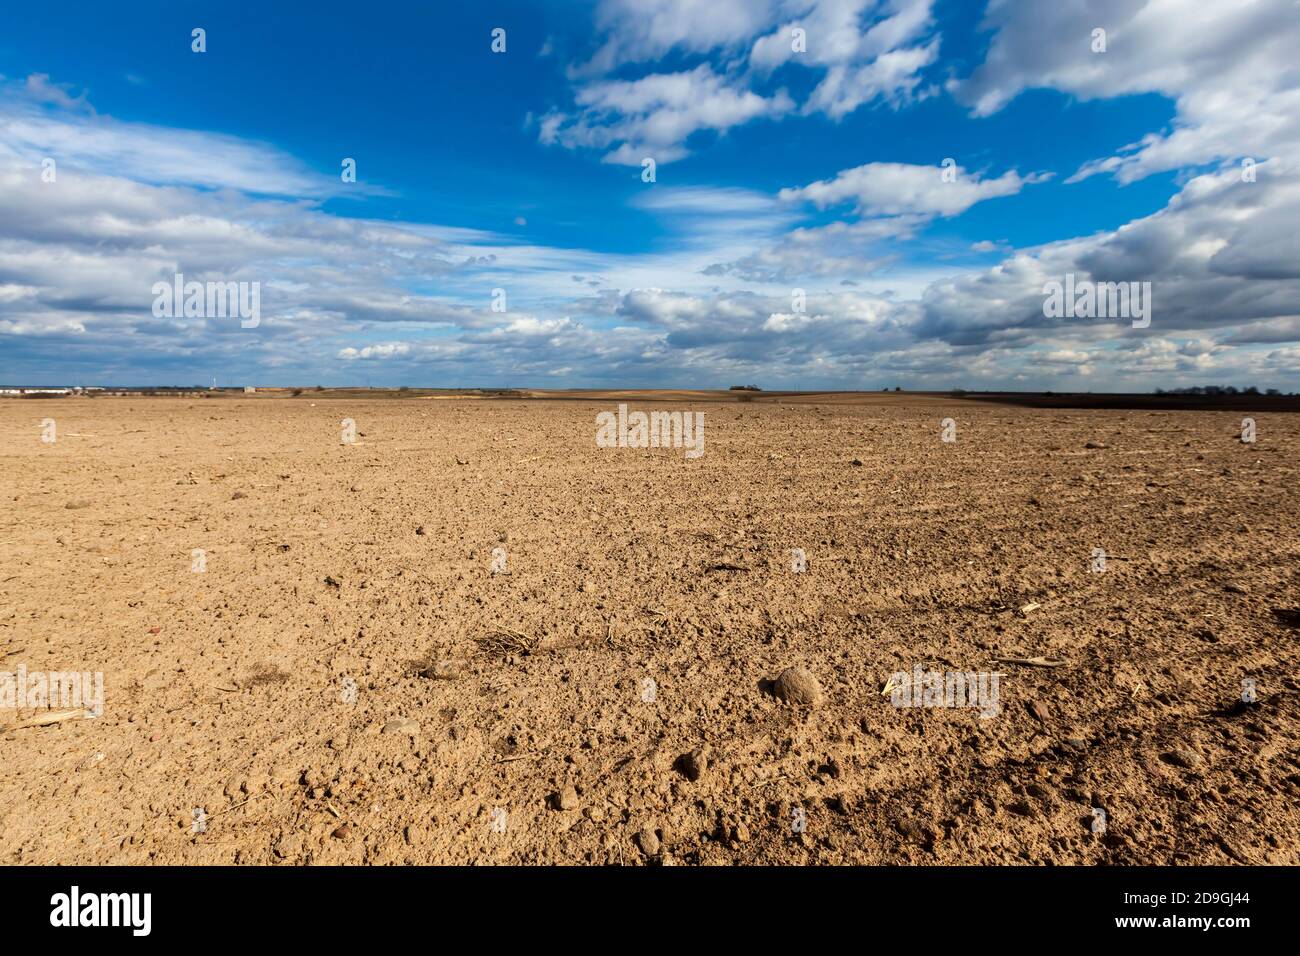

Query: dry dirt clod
[[1027, 700, 1051, 723], [553, 785, 579, 811], [417, 660, 462, 681], [1162, 749, 1203, 769], [635, 825, 661, 857], [676, 747, 709, 782], [381, 718, 420, 736], [773, 666, 824, 708]]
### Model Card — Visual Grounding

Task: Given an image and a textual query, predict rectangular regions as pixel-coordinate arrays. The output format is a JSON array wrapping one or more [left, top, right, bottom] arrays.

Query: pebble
[[676, 747, 708, 782], [773, 666, 823, 708], [1084, 441, 1106, 449], [635, 826, 661, 857], [1162, 748, 1203, 769], [381, 718, 420, 736], [554, 785, 579, 811]]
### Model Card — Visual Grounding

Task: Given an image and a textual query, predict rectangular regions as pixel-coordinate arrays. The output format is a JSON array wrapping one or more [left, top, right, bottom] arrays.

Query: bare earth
[[1, 395, 1297, 865]]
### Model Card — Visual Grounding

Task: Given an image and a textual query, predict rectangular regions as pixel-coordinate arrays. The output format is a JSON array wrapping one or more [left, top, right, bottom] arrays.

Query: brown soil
[[1, 395, 1297, 864]]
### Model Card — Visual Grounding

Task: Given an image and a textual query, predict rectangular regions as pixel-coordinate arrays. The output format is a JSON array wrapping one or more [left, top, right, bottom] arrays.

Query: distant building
[[244, 386, 256, 393]]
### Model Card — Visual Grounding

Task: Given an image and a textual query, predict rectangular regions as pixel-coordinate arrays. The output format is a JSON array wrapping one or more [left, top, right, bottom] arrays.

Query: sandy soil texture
[[1, 396, 1297, 865]]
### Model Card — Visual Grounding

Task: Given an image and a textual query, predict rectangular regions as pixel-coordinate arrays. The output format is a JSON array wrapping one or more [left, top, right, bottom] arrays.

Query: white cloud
[[0, 75, 343, 196], [951, 0, 1300, 184], [338, 342, 411, 360], [546, 0, 942, 162], [579, 0, 782, 74], [780, 161, 1034, 217], [541, 65, 793, 165]]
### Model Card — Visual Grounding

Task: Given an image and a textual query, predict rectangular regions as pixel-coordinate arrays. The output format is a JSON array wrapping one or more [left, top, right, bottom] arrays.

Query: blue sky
[[2, 0, 1298, 389]]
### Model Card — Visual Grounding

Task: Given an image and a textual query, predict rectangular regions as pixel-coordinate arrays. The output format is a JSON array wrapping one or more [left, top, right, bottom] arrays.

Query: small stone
[[64, 500, 92, 510], [635, 826, 661, 857], [350, 484, 362, 493], [773, 666, 823, 708], [381, 718, 419, 736], [1084, 441, 1106, 449], [415, 525, 426, 536], [1224, 582, 1248, 595], [850, 458, 864, 466], [418, 660, 462, 681], [553, 785, 579, 811], [1027, 700, 1050, 723], [733, 822, 751, 843], [330, 823, 351, 839], [1162, 749, 1202, 769], [676, 747, 708, 782]]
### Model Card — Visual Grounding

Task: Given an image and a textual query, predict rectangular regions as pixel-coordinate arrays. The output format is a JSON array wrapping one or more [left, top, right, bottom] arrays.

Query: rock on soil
[[635, 825, 661, 857], [676, 748, 708, 782], [773, 666, 824, 707]]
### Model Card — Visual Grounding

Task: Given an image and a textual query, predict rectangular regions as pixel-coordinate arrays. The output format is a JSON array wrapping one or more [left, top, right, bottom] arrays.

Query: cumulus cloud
[[951, 0, 1300, 184], [751, 0, 939, 117], [704, 162, 1037, 283], [544, 0, 943, 162], [780, 161, 1037, 217], [917, 160, 1300, 349], [540, 65, 793, 165], [338, 342, 411, 361]]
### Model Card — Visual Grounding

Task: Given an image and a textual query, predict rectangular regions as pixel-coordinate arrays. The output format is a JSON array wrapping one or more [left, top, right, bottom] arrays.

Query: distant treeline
[[1155, 386, 1290, 396]]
